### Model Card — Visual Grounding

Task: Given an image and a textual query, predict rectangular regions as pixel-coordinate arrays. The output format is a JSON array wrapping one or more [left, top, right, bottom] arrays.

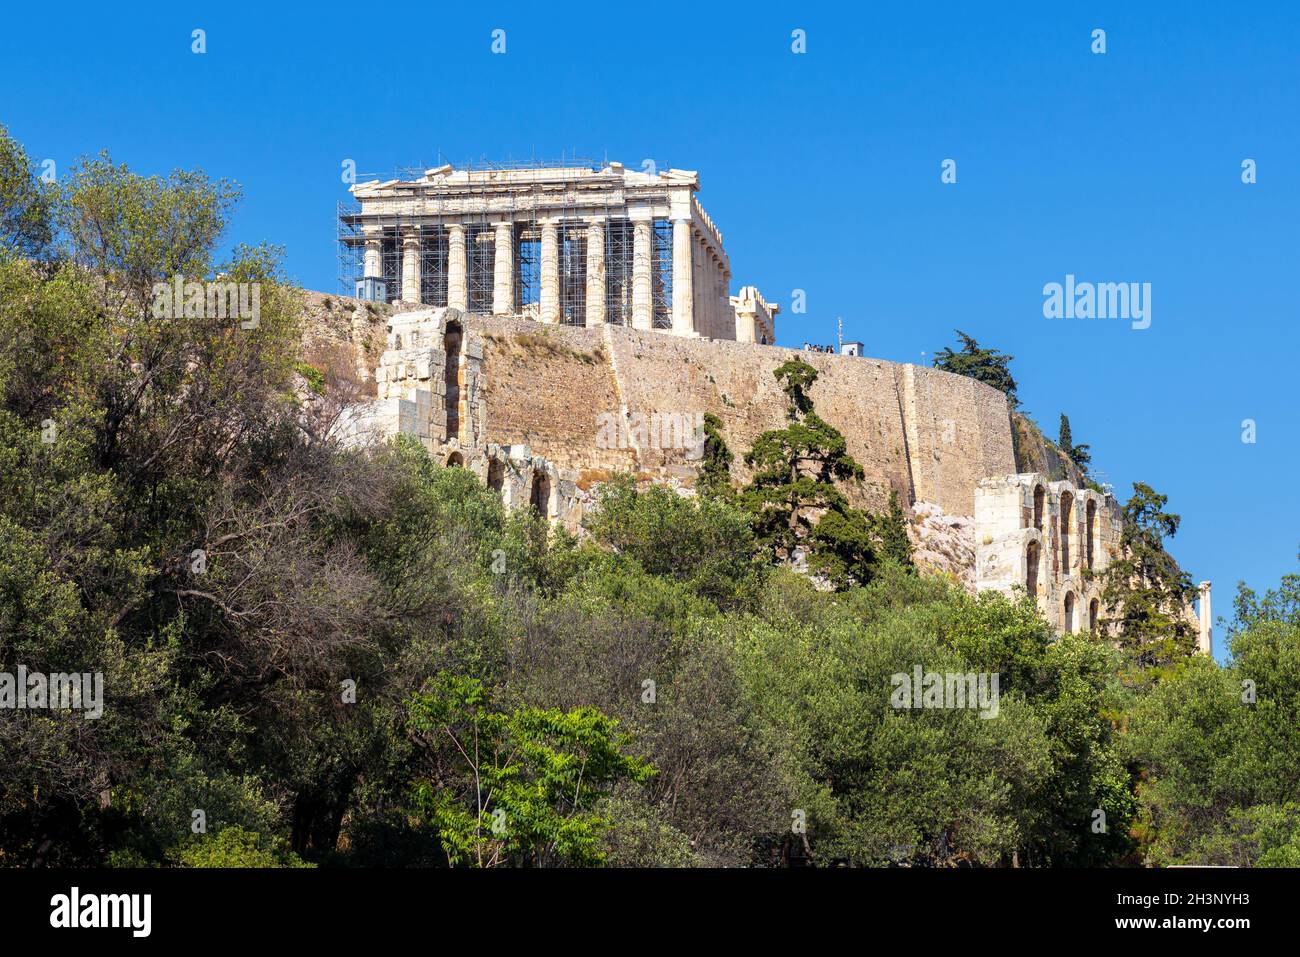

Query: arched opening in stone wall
[[1060, 491, 1074, 575], [1063, 592, 1075, 633], [446, 452, 463, 468], [1026, 540, 1040, 598], [1033, 485, 1045, 532], [1085, 500, 1096, 571], [1089, 598, 1100, 634], [487, 458, 505, 494], [529, 471, 551, 517], [443, 321, 462, 442]]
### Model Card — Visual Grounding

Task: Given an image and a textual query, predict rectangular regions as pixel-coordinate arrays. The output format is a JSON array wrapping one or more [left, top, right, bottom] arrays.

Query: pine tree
[[742, 360, 860, 544], [932, 330, 1019, 407], [1058, 413, 1092, 473], [1058, 414, 1073, 456], [871, 489, 914, 568], [696, 412, 734, 499], [741, 357, 906, 588]]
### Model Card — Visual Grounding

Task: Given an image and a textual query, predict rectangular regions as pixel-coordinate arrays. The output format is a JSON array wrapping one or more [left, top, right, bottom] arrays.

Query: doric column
[[714, 262, 725, 338], [671, 218, 694, 335], [1198, 581, 1213, 656], [492, 222, 514, 315], [540, 220, 559, 323], [447, 223, 467, 311], [691, 234, 706, 336], [401, 229, 421, 303], [701, 239, 713, 336], [363, 237, 382, 279], [585, 219, 606, 327], [631, 220, 653, 330], [720, 267, 733, 338], [708, 251, 721, 338]]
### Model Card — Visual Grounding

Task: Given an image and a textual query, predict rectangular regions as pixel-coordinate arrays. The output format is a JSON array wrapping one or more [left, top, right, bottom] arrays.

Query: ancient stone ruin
[[340, 161, 768, 342], [333, 160, 1211, 653], [974, 474, 1121, 633]]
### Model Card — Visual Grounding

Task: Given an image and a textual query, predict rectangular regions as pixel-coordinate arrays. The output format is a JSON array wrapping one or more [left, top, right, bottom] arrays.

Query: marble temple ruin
[[340, 161, 771, 342]]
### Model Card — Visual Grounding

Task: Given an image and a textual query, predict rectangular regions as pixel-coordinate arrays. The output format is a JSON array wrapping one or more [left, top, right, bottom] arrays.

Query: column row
[[366, 219, 703, 335]]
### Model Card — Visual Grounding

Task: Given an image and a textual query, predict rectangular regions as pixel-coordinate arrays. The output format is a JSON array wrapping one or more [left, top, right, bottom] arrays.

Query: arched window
[[1026, 540, 1040, 598], [1033, 485, 1045, 532], [487, 458, 505, 494], [444, 321, 462, 442], [1063, 592, 1075, 633], [1060, 491, 1074, 575], [1089, 598, 1100, 634], [529, 471, 551, 517], [1085, 500, 1097, 571]]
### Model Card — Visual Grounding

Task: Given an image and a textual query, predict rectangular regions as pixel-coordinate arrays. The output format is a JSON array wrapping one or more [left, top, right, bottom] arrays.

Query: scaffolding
[[604, 219, 634, 326], [515, 222, 541, 317], [558, 223, 586, 326], [338, 157, 681, 327], [337, 198, 365, 298], [652, 219, 673, 328], [465, 224, 495, 315], [381, 232, 401, 300], [420, 226, 449, 307]]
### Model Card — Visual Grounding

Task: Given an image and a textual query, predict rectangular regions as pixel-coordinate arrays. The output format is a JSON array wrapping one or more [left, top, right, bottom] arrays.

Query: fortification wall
[[463, 315, 1015, 515], [474, 322, 635, 475]]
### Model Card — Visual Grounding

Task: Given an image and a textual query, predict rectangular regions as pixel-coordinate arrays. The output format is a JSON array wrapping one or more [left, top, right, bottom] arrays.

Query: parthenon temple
[[339, 161, 776, 343]]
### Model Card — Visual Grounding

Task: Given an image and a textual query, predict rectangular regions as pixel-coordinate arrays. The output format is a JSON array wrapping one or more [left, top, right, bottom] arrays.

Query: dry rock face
[[1010, 412, 1087, 486], [299, 289, 391, 389], [909, 502, 976, 592]]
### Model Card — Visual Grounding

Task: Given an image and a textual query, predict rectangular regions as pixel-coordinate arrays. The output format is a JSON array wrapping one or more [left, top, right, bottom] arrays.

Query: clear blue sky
[[5, 1, 1297, 655]]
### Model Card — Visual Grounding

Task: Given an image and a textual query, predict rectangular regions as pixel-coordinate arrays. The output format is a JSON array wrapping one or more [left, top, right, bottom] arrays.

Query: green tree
[[1058, 414, 1092, 472], [740, 358, 862, 579], [0, 123, 53, 258], [583, 476, 762, 610], [695, 411, 734, 499], [740, 357, 906, 588], [1229, 550, 1300, 631], [1097, 483, 1198, 671], [1126, 577, 1300, 866], [871, 489, 914, 569], [933, 330, 1019, 407], [730, 566, 1133, 866], [169, 826, 313, 868], [407, 674, 654, 867]]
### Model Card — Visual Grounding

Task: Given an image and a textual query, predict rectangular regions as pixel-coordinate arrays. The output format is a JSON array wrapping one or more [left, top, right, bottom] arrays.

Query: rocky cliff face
[[298, 290, 391, 391], [908, 501, 977, 592], [1010, 412, 1087, 487]]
